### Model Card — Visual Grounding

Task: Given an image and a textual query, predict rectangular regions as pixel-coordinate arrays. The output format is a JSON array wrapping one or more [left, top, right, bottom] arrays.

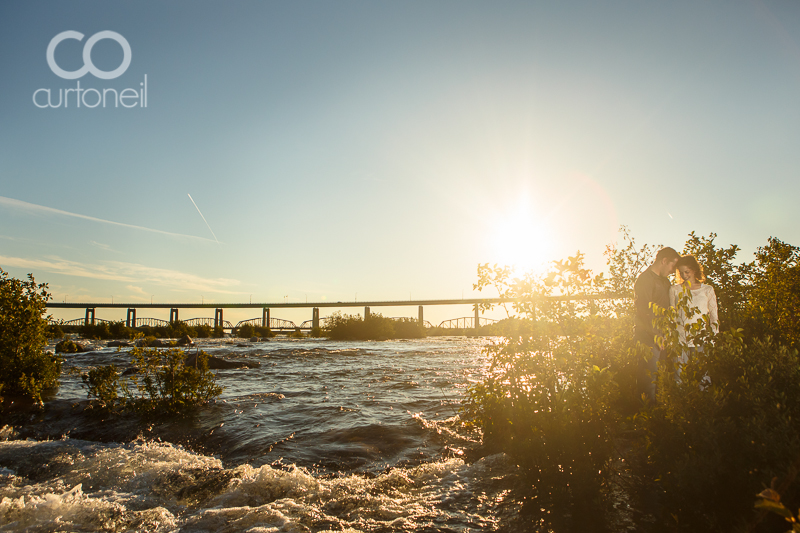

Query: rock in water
[[184, 352, 260, 370], [177, 335, 194, 346], [107, 340, 133, 348]]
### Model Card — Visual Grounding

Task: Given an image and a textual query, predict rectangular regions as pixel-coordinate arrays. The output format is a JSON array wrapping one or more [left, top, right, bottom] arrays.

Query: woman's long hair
[[675, 255, 705, 283]]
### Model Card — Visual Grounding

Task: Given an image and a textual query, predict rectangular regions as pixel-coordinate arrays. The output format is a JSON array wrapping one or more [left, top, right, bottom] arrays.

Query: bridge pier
[[214, 308, 223, 328], [126, 308, 136, 328], [262, 308, 270, 329], [474, 304, 480, 330], [85, 307, 96, 326], [312, 307, 320, 329], [169, 308, 179, 323], [418, 305, 423, 327], [364, 306, 370, 320]]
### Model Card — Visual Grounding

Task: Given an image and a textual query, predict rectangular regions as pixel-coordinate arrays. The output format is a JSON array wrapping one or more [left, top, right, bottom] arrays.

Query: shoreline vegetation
[[47, 313, 525, 343], [461, 229, 800, 531], [3, 227, 800, 530]]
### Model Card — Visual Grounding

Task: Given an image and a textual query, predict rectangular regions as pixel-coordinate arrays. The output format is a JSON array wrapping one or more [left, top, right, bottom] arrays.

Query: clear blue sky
[[2, 1, 799, 325]]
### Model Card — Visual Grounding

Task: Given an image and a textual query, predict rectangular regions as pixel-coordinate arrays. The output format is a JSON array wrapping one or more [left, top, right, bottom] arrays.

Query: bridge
[[46, 295, 618, 331]]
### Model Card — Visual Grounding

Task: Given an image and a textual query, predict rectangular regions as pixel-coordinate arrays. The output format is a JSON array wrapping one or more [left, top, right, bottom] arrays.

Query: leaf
[[758, 488, 781, 502], [755, 499, 793, 519]]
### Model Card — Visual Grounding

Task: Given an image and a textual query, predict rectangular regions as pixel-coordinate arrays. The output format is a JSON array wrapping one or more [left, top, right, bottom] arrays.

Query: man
[[634, 246, 680, 402]]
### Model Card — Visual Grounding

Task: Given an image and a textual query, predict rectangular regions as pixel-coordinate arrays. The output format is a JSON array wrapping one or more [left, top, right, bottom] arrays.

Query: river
[[0, 336, 528, 532]]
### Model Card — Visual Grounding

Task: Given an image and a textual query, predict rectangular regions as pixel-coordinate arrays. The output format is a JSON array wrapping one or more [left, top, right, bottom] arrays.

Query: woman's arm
[[707, 286, 719, 333]]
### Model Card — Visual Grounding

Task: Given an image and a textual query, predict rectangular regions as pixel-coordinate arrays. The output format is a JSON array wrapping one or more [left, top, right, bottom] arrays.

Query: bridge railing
[[436, 317, 499, 329], [235, 317, 298, 330]]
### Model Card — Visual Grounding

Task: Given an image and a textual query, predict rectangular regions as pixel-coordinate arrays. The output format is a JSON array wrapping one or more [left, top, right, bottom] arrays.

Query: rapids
[[0, 337, 526, 532]]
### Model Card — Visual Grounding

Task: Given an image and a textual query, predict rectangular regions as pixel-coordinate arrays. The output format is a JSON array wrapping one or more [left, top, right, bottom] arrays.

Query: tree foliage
[[464, 252, 642, 511], [0, 269, 61, 404], [465, 228, 800, 529], [325, 312, 424, 340]]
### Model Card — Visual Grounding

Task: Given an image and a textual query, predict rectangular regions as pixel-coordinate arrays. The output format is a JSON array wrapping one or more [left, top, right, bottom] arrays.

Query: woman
[[669, 255, 719, 377]]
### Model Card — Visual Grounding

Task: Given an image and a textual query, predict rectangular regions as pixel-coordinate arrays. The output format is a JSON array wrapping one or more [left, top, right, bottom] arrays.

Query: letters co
[[33, 30, 148, 109]]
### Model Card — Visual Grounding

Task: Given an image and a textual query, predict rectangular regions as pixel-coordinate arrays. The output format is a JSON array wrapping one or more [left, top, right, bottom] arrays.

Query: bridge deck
[[46, 294, 621, 310]]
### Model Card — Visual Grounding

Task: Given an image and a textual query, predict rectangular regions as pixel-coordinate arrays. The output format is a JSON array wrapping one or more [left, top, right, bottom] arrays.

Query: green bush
[[464, 229, 800, 529], [55, 339, 83, 353], [82, 345, 223, 414], [236, 323, 255, 338], [326, 312, 425, 340], [193, 324, 212, 338], [646, 331, 800, 530], [0, 269, 62, 404], [742, 237, 800, 348], [463, 254, 633, 508], [45, 322, 65, 339], [81, 364, 120, 409], [80, 321, 112, 339], [125, 347, 223, 413], [252, 325, 273, 337]]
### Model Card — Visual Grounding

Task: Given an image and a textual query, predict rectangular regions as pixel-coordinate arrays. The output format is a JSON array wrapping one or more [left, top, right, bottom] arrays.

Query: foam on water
[[0, 337, 520, 531], [0, 439, 518, 532]]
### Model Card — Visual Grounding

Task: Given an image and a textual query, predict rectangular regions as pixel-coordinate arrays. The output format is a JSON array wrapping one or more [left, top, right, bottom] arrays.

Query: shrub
[[82, 344, 223, 414], [742, 237, 800, 347], [465, 229, 800, 528], [193, 324, 212, 338], [391, 317, 425, 339], [647, 330, 800, 530], [236, 323, 255, 338], [463, 255, 632, 509], [252, 325, 273, 337], [124, 347, 223, 413], [326, 312, 425, 340], [55, 339, 83, 353], [45, 322, 65, 339], [81, 364, 120, 409], [0, 269, 62, 404], [80, 321, 112, 340]]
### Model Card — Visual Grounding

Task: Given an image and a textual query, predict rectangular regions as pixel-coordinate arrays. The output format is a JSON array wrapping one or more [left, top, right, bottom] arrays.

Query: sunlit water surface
[[0, 336, 527, 532]]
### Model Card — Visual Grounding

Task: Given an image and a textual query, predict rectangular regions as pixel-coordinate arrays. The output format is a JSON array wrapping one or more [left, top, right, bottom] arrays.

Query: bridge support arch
[[170, 308, 179, 323], [126, 308, 136, 328], [85, 307, 96, 326]]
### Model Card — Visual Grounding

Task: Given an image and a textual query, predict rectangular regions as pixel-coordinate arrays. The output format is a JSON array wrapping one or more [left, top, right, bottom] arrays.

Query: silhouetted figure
[[634, 246, 680, 401]]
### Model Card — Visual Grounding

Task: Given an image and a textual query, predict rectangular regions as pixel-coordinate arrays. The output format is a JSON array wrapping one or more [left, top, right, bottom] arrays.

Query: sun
[[486, 203, 555, 276]]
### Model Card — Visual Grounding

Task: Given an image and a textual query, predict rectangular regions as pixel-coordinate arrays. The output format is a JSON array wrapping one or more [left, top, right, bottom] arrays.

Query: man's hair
[[654, 246, 680, 263], [676, 255, 705, 282]]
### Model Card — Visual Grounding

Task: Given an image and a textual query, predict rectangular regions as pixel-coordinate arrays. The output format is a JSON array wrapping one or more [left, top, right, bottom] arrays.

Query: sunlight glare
[[487, 202, 555, 276]]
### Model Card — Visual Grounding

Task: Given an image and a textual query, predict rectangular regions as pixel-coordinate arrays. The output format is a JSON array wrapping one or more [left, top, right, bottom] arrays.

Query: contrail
[[187, 194, 219, 243], [0, 195, 215, 242]]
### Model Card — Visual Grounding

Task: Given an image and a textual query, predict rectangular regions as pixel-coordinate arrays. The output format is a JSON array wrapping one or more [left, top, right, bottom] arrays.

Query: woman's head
[[675, 255, 705, 284]]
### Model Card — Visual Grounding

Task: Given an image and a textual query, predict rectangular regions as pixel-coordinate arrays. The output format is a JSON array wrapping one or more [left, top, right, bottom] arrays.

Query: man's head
[[652, 247, 680, 277]]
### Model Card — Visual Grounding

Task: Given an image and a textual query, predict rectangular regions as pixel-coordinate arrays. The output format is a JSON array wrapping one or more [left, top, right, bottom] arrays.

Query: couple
[[634, 247, 719, 401]]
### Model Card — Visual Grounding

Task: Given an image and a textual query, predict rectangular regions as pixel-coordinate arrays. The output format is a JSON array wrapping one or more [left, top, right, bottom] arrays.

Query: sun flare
[[487, 203, 555, 276]]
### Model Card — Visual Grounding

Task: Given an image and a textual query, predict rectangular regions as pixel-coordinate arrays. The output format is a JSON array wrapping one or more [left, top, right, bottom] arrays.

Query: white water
[[0, 337, 524, 532]]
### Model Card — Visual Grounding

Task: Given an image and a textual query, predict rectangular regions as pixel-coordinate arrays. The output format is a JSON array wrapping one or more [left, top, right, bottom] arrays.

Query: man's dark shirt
[[634, 268, 671, 347]]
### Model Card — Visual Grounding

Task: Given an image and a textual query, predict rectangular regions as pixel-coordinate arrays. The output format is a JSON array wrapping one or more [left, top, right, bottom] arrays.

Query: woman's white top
[[668, 283, 719, 346]]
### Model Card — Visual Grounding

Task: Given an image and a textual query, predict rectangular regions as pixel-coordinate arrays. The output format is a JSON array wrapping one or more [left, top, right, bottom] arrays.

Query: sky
[[1, 0, 799, 326]]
